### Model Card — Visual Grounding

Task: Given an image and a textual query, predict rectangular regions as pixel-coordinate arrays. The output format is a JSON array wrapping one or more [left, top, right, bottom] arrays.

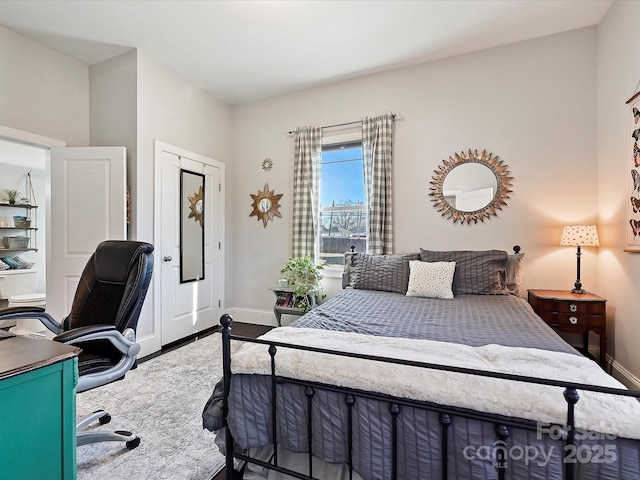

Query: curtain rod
[[287, 112, 398, 135]]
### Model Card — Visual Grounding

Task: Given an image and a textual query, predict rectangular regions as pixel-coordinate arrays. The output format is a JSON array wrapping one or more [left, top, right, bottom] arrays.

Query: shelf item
[[3, 236, 28, 249], [0, 198, 38, 252]]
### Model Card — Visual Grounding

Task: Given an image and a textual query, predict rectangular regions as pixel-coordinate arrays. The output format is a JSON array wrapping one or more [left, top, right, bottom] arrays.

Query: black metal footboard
[[220, 314, 640, 480]]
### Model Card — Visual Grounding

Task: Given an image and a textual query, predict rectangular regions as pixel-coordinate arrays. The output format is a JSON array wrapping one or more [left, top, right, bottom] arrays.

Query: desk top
[[0, 336, 80, 381]]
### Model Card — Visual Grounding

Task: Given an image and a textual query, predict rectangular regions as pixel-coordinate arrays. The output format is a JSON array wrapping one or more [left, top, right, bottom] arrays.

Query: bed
[[203, 248, 640, 480]]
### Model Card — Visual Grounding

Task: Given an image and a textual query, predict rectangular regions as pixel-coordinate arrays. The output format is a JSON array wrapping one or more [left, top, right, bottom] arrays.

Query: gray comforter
[[291, 288, 578, 354], [203, 290, 640, 479]]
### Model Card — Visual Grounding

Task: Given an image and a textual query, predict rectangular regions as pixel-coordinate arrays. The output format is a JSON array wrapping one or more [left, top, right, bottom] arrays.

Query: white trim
[[607, 353, 640, 390], [227, 307, 278, 327], [0, 125, 66, 148]]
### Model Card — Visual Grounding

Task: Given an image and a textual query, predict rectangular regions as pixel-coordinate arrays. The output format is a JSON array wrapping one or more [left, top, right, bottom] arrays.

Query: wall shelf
[[0, 203, 37, 209]]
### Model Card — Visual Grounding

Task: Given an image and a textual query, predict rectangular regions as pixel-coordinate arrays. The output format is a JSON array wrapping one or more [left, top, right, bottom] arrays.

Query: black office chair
[[0, 240, 154, 449]]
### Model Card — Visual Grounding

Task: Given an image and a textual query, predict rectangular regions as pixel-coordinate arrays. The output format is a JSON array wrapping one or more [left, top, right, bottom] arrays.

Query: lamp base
[[571, 287, 587, 294]]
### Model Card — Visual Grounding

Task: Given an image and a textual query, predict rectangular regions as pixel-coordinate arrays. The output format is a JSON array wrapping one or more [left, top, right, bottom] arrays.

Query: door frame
[[153, 140, 225, 350], [0, 125, 66, 311]]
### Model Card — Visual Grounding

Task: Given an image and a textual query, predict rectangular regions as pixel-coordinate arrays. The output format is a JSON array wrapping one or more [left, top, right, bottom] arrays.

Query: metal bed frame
[[220, 314, 640, 480]]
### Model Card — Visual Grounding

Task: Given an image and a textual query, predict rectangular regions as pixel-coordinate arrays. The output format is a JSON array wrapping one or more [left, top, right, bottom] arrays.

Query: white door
[[48, 146, 126, 320], [156, 142, 223, 346]]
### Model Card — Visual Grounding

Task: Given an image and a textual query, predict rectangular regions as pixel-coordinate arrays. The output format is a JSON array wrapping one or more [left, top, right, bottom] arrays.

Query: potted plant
[[280, 255, 325, 312], [4, 189, 19, 205]]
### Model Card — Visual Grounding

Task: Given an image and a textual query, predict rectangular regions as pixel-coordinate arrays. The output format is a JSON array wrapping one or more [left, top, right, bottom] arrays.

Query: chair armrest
[[0, 306, 63, 334], [54, 324, 116, 343], [54, 325, 140, 358]]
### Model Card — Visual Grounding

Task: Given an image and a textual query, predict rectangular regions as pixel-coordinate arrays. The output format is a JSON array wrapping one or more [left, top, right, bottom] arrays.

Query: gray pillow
[[504, 253, 525, 296], [419, 249, 508, 295], [347, 252, 420, 294]]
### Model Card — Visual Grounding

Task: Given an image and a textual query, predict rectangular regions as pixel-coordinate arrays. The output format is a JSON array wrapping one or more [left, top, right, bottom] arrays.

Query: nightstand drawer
[[555, 301, 605, 315], [552, 313, 604, 328]]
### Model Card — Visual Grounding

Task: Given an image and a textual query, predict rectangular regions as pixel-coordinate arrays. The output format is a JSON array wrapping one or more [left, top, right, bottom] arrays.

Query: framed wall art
[[625, 90, 640, 252]]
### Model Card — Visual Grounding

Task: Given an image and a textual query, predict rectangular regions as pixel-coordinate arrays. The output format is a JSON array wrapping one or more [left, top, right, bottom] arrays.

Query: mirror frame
[[250, 183, 283, 228], [180, 169, 205, 283], [429, 149, 513, 225]]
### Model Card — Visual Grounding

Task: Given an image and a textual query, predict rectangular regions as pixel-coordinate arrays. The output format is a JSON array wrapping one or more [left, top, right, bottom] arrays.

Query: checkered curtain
[[363, 114, 394, 254], [292, 126, 322, 258]]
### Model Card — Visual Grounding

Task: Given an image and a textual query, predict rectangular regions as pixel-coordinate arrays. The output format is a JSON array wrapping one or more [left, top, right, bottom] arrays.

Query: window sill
[[322, 267, 344, 279]]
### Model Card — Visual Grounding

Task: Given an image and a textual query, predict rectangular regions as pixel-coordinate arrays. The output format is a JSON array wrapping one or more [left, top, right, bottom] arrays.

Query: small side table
[[528, 289, 607, 367], [271, 287, 316, 327]]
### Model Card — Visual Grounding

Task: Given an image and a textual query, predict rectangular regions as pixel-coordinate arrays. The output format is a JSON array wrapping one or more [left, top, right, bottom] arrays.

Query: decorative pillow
[[12, 256, 34, 269], [419, 249, 508, 295], [503, 253, 525, 296], [0, 259, 9, 271], [0, 256, 21, 269], [406, 261, 455, 299], [347, 252, 420, 294]]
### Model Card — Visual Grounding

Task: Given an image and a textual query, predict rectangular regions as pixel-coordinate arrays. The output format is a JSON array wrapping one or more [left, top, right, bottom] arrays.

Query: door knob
[[163, 256, 173, 262]]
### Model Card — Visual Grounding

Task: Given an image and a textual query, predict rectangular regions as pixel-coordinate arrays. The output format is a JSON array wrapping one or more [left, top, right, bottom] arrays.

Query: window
[[318, 141, 366, 268]]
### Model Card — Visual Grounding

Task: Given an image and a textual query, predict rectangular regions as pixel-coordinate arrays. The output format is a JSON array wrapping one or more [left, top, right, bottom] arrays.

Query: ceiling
[[0, 0, 614, 105]]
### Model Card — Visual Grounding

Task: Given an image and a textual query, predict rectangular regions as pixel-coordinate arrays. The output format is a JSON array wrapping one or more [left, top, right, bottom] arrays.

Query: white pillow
[[406, 260, 455, 299]]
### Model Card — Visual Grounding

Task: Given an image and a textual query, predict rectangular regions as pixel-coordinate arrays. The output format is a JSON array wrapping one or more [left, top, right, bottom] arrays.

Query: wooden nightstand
[[528, 289, 607, 367]]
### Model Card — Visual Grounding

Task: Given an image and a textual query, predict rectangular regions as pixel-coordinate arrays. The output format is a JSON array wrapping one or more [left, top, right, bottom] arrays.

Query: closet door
[[158, 145, 223, 346], [48, 147, 126, 320]]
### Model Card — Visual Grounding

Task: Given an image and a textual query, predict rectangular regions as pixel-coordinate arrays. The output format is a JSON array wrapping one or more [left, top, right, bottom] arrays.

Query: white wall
[[597, 0, 640, 384], [88, 50, 233, 354], [89, 50, 138, 173], [0, 24, 89, 146], [135, 51, 232, 352], [230, 28, 598, 324]]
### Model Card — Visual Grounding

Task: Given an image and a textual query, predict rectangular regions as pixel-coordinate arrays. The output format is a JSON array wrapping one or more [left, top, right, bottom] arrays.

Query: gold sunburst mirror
[[250, 183, 283, 228], [188, 185, 204, 227], [429, 149, 513, 225]]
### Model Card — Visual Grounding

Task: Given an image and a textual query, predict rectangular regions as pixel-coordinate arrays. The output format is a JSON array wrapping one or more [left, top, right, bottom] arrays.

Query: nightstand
[[528, 289, 607, 367], [271, 287, 317, 327]]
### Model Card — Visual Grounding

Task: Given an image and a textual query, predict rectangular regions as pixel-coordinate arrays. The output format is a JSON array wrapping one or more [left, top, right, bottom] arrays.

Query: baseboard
[[226, 307, 278, 327], [608, 354, 640, 390]]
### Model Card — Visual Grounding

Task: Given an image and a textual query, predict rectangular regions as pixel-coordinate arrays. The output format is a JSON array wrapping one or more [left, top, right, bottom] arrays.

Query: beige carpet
[[76, 333, 225, 480]]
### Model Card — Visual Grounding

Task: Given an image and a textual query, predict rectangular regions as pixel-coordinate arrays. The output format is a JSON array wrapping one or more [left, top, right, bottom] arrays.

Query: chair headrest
[[94, 241, 154, 283]]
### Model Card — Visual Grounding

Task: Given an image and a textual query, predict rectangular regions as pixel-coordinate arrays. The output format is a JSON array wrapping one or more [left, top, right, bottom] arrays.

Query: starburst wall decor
[[249, 183, 282, 228]]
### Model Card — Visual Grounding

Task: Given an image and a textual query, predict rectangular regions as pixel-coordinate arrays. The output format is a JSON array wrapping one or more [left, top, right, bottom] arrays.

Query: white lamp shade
[[560, 225, 600, 247]]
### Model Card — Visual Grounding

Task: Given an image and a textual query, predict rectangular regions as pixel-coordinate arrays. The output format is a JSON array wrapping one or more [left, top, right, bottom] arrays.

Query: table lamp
[[560, 225, 599, 294]]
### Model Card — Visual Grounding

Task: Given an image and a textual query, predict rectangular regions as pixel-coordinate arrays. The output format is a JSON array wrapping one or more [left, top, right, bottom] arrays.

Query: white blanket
[[231, 327, 640, 440]]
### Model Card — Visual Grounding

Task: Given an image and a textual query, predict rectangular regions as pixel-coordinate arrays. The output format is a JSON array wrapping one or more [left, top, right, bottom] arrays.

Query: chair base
[[77, 409, 140, 450]]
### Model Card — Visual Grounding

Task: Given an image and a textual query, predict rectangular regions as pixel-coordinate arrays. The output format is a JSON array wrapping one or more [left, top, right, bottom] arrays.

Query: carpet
[[76, 332, 225, 480]]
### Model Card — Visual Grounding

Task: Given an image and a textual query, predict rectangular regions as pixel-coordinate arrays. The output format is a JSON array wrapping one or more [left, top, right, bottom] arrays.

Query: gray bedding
[[291, 288, 578, 355], [204, 289, 640, 479]]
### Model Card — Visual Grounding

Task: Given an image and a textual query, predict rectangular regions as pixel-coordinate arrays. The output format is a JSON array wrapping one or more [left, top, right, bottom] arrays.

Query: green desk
[[0, 336, 80, 480]]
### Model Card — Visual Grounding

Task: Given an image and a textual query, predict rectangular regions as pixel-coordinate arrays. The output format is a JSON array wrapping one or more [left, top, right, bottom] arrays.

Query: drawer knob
[[569, 316, 578, 325], [569, 304, 578, 313]]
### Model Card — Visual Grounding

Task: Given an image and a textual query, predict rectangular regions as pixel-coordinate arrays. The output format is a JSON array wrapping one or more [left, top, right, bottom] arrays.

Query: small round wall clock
[[249, 183, 282, 228]]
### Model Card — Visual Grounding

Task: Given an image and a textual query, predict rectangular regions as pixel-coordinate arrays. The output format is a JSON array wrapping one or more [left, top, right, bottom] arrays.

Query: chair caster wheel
[[126, 436, 140, 449], [99, 413, 111, 425]]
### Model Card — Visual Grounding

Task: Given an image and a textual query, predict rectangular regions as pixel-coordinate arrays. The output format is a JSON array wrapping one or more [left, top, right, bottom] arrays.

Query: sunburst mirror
[[429, 149, 513, 225], [188, 185, 204, 227], [250, 183, 283, 228]]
